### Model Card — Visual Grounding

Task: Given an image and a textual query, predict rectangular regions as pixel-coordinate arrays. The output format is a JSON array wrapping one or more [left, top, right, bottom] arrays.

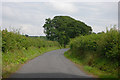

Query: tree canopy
[[43, 16, 92, 47]]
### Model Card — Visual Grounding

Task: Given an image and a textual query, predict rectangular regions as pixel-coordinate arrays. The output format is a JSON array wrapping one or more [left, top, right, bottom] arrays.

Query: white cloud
[[2, 0, 120, 2], [2, 2, 118, 35], [2, 3, 48, 36], [0, 3, 2, 26], [49, 2, 78, 13], [20, 24, 45, 36]]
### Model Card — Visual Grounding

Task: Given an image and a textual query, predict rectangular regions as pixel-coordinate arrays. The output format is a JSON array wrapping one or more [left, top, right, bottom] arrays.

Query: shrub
[[2, 29, 60, 53], [70, 27, 119, 61], [97, 28, 119, 60], [67, 27, 119, 77]]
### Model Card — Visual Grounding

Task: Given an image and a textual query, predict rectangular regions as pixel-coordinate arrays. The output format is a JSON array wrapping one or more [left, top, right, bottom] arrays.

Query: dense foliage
[[70, 28, 119, 61], [43, 16, 92, 47], [66, 27, 119, 78], [2, 29, 60, 53]]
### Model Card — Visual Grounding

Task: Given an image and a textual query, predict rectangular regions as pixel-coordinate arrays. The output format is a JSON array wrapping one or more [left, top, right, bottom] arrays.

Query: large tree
[[43, 16, 92, 47]]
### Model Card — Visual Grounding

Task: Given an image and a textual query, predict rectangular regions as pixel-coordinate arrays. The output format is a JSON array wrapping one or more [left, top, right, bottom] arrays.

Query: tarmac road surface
[[10, 49, 93, 78]]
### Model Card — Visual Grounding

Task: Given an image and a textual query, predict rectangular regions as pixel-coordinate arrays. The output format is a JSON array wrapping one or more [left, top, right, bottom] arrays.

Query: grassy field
[[64, 27, 119, 79]]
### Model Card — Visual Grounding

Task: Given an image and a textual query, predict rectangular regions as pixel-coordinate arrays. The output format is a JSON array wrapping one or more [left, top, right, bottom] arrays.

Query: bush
[[2, 29, 60, 53], [68, 27, 119, 77], [97, 28, 119, 60], [70, 28, 119, 61]]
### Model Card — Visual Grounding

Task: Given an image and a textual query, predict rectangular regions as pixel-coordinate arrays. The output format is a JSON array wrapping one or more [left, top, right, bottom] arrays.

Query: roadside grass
[[64, 50, 118, 79], [0, 51, 1, 80], [0, 30, 2, 79], [2, 46, 60, 78]]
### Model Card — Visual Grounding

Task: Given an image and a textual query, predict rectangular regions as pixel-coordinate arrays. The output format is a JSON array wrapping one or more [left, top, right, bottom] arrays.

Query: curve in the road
[[10, 49, 93, 78]]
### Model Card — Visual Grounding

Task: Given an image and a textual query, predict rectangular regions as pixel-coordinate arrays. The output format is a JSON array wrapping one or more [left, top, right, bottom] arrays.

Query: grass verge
[[2, 46, 60, 78], [64, 50, 118, 79]]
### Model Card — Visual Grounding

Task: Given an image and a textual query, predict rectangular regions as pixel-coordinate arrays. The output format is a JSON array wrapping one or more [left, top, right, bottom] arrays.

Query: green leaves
[[2, 29, 60, 53], [98, 28, 119, 59], [43, 16, 92, 47], [70, 27, 119, 61]]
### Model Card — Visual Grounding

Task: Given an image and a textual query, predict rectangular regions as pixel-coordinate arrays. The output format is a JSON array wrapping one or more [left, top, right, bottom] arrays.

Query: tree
[[43, 16, 92, 47]]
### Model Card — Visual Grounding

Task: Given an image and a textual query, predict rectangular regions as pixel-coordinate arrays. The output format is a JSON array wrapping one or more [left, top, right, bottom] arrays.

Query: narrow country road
[[10, 49, 92, 78]]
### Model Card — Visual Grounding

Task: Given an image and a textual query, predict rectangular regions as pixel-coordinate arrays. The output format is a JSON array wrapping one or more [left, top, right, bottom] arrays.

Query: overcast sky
[[1, 1, 118, 36]]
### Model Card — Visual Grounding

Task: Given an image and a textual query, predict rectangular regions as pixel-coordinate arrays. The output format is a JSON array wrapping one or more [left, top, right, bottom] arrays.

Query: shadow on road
[[9, 73, 92, 78], [2, 73, 98, 80]]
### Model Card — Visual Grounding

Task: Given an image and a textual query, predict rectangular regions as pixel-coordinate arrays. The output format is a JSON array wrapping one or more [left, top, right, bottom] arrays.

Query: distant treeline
[[24, 34, 47, 39]]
